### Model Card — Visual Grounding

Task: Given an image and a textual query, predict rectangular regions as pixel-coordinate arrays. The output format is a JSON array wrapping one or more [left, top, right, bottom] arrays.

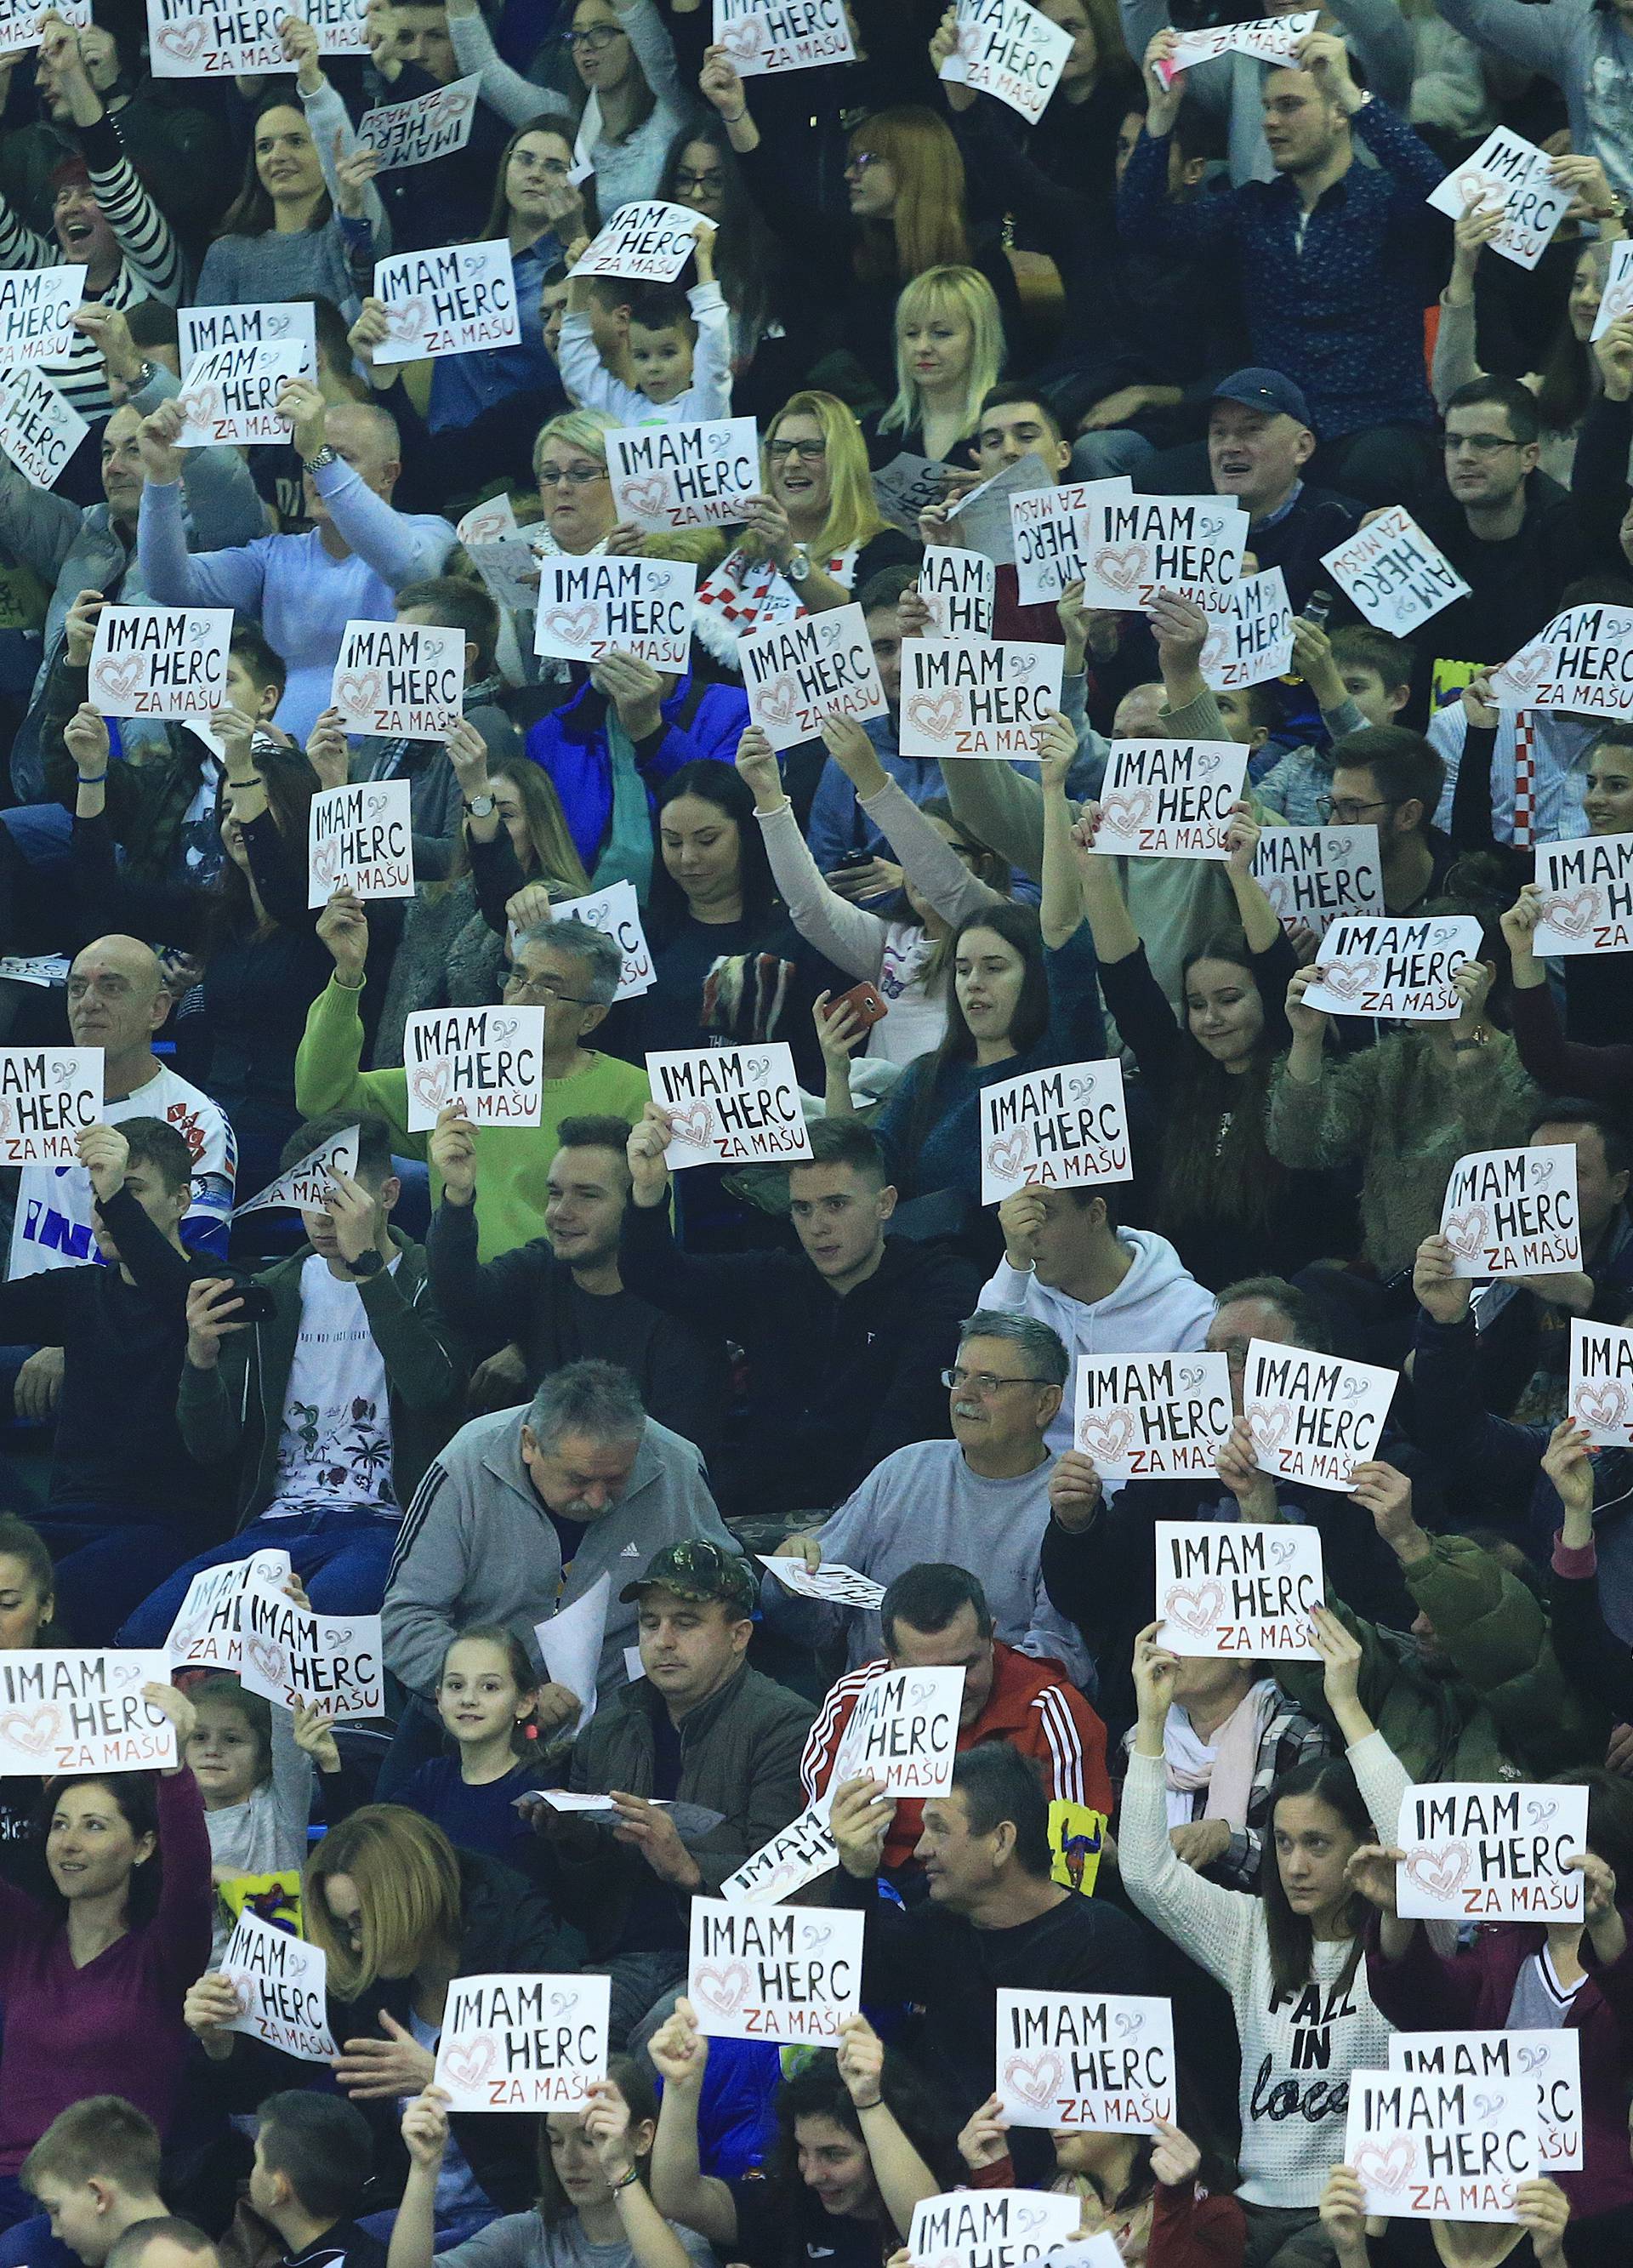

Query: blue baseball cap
[[1212, 367, 1315, 431]]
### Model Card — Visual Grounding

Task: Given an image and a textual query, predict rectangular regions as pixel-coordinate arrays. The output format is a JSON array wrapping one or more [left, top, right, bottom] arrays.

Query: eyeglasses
[[563, 23, 624, 48], [1316, 795, 1396, 824], [1442, 432, 1522, 456], [506, 969, 591, 1004], [674, 168, 724, 194], [941, 1368, 1053, 1395], [515, 155, 573, 180], [537, 460, 606, 488], [768, 437, 827, 462]]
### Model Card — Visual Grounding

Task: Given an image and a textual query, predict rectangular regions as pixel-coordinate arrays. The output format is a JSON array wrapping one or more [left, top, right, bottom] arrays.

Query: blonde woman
[[694, 390, 919, 665], [868, 265, 1004, 467]]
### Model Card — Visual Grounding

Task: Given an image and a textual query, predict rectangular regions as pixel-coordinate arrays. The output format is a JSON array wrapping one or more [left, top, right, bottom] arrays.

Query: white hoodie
[[979, 1230, 1215, 1453]]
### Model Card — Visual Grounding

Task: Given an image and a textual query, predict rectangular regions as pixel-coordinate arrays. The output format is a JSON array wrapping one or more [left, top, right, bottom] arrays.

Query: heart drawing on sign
[[755, 675, 799, 727], [543, 606, 600, 646], [1090, 544, 1151, 595], [1245, 1400, 1289, 1452], [1312, 957, 1380, 1002], [694, 1962, 751, 2015], [442, 2034, 498, 2089], [1003, 2052, 1062, 2109], [721, 16, 764, 61], [248, 1638, 287, 1687], [156, 17, 208, 60], [385, 297, 430, 341], [1442, 1205, 1490, 1259], [219, 1969, 253, 2016], [984, 1128, 1032, 1182], [618, 476, 670, 520], [1078, 1408, 1135, 1464], [313, 839, 341, 886], [0, 1703, 60, 1756], [410, 1060, 451, 1112], [176, 387, 219, 428], [905, 692, 960, 743], [1164, 1581, 1225, 1635], [1539, 888, 1602, 938], [669, 1101, 714, 1148], [1404, 1840, 1471, 1900], [92, 657, 145, 703], [1355, 2139, 1416, 2197], [1573, 1380, 1629, 1431], [1098, 789, 1155, 835], [336, 672, 384, 715]]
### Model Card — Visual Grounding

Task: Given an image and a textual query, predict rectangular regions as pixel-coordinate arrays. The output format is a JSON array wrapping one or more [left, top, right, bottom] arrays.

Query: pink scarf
[[1163, 1678, 1279, 1830]]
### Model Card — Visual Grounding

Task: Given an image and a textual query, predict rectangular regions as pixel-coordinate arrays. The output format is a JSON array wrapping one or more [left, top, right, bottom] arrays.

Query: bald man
[[134, 379, 456, 739]]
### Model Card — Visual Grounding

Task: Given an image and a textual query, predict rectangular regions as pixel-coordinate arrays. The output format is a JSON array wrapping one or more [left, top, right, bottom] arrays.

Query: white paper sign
[[179, 301, 317, 383], [828, 1663, 964, 1799], [759, 1557, 885, 1606], [1492, 604, 1633, 714], [219, 1908, 337, 2061], [980, 1057, 1131, 1205], [0, 1650, 174, 1775], [1396, 1783, 1588, 1922], [0, 265, 83, 369], [1300, 913, 1485, 1021], [648, 1043, 811, 1167], [435, 1973, 610, 2110], [534, 556, 695, 670], [404, 1006, 547, 1129], [1254, 824, 1383, 938], [919, 547, 995, 637], [357, 75, 480, 170], [234, 1126, 359, 1219], [455, 493, 541, 613], [1156, 9, 1317, 82], [1075, 493, 1247, 615], [88, 603, 230, 720], [941, 0, 1073, 124], [995, 1990, 1175, 2132], [1010, 477, 1130, 606], [0, 1047, 101, 1164], [874, 453, 947, 534], [1090, 740, 1247, 860], [0, 954, 68, 988], [687, 1898, 862, 2043], [1569, 1316, 1633, 1448], [0, 0, 89, 47], [953, 453, 1055, 568], [909, 2190, 1082, 2268], [237, 1583, 384, 1723], [1594, 238, 1633, 342], [549, 881, 654, 999], [574, 202, 710, 283], [738, 604, 887, 752], [720, 1800, 839, 1904], [1074, 1353, 1232, 1482], [0, 365, 88, 490], [1243, 1337, 1397, 1492], [306, 0, 368, 54], [714, 0, 853, 74], [897, 638, 1062, 760], [1154, 1522, 1323, 1660], [1200, 566, 1294, 690], [609, 416, 760, 532], [1428, 128, 1572, 271], [165, 1549, 293, 1671], [536, 1571, 611, 1739], [373, 241, 520, 364], [1320, 508, 1470, 635], [308, 779, 415, 908], [331, 619, 464, 739], [149, 0, 287, 72], [1439, 1143, 1579, 1278], [1345, 2069, 1538, 2222], [174, 341, 304, 447], [1390, 2031, 1581, 2175]]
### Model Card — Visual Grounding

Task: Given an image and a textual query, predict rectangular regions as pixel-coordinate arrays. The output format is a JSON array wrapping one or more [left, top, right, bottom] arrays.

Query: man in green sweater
[[294, 891, 649, 1262]]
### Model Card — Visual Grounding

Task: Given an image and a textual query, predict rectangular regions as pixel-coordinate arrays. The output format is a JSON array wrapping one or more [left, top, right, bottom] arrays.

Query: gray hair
[[520, 916, 623, 1006], [525, 1359, 646, 1452], [957, 1310, 1069, 1388]]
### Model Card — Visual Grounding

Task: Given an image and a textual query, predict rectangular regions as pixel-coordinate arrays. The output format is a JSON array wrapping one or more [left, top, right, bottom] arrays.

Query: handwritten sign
[[1320, 508, 1469, 635], [357, 74, 479, 170], [373, 241, 520, 364], [534, 556, 695, 670], [1396, 1783, 1588, 1923], [1345, 2069, 1538, 2223], [179, 301, 316, 384], [1075, 493, 1246, 615], [235, 1125, 359, 1219], [1156, 9, 1317, 82], [88, 603, 230, 720], [1300, 913, 1485, 1021], [898, 637, 1063, 761], [307, 0, 367, 53], [308, 780, 414, 908], [1439, 1143, 1579, 1279], [0, 954, 66, 988], [404, 1006, 546, 1130], [648, 1043, 811, 1167], [434, 1973, 609, 2110], [1201, 567, 1294, 690], [910, 2190, 1081, 2268], [0, 1650, 174, 1775], [149, 0, 288, 71], [0, 265, 83, 372], [687, 1898, 862, 2043], [237, 1582, 384, 1723], [940, 0, 1073, 124], [0, 0, 89, 47], [1073, 1353, 1232, 1482], [609, 415, 760, 532], [1569, 1317, 1633, 1448], [330, 619, 463, 740], [828, 1664, 964, 1798], [1593, 238, 1633, 341], [1154, 1522, 1323, 1659], [174, 341, 304, 447], [574, 202, 710, 283], [1390, 2031, 1581, 2174], [1254, 823, 1383, 938], [219, 1907, 336, 2062], [1428, 128, 1572, 271], [714, 0, 853, 73], [953, 453, 1054, 567], [759, 1557, 885, 1606], [549, 881, 654, 1000], [1242, 1340, 1396, 1491], [0, 365, 88, 489], [1010, 477, 1130, 606], [738, 604, 887, 753], [165, 1549, 293, 1672], [980, 1057, 1131, 1204], [874, 453, 947, 534], [721, 1802, 839, 1904], [996, 1991, 1175, 2132], [0, 1048, 100, 1165], [1089, 740, 1247, 860], [1492, 604, 1633, 714], [919, 546, 994, 636], [455, 493, 539, 613]]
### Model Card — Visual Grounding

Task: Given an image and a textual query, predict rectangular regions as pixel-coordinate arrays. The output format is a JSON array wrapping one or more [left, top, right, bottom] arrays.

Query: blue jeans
[[118, 1507, 400, 1647], [31, 1511, 206, 1646]]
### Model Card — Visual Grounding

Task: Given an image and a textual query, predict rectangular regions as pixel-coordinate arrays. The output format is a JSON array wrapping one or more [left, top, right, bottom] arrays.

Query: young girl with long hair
[[868, 265, 1004, 466], [657, 117, 789, 406], [388, 1626, 570, 1875]]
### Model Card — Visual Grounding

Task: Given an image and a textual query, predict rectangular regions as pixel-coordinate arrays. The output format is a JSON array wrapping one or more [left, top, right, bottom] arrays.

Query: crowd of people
[[3, 3, 1633, 2268]]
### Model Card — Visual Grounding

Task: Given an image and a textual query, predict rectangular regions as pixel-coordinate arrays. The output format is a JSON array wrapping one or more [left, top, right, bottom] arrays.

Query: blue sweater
[[523, 675, 750, 878]]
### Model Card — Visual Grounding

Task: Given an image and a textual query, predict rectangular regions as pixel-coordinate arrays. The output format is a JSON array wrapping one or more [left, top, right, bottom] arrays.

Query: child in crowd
[[182, 1673, 347, 1955], [246, 2091, 385, 2268], [1257, 624, 1415, 823], [389, 1626, 549, 1874], [18, 2097, 169, 2268], [559, 224, 731, 425]]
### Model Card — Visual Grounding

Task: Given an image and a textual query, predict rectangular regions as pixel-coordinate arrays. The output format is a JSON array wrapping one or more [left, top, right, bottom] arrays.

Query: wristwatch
[[342, 1249, 385, 1278], [786, 543, 811, 584], [464, 793, 496, 818], [303, 443, 339, 475]]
